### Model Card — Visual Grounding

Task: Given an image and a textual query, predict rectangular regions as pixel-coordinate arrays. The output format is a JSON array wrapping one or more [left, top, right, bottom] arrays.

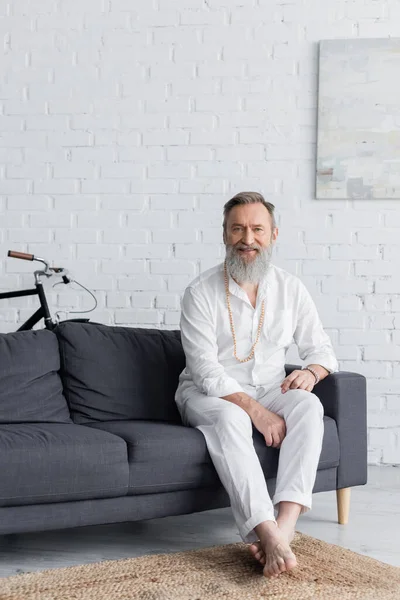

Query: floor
[[0, 465, 399, 578]]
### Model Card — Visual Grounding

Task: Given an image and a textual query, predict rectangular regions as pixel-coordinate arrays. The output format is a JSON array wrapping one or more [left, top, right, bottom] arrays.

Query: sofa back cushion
[[0, 329, 72, 423], [55, 322, 185, 424]]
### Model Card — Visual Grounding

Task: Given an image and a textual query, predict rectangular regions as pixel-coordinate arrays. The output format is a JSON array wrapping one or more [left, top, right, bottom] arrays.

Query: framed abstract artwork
[[316, 38, 400, 199]]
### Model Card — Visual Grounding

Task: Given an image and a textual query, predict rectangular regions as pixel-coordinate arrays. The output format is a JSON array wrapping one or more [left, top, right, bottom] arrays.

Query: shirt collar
[[222, 262, 273, 304]]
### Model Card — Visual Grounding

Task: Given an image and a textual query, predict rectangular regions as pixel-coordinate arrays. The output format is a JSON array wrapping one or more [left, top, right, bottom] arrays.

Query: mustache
[[232, 243, 261, 252]]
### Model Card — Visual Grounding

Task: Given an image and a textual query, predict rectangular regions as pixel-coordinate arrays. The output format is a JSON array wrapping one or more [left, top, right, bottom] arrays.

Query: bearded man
[[175, 192, 338, 579]]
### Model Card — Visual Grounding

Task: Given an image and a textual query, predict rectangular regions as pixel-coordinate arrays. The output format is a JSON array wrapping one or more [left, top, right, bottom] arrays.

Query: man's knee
[[287, 389, 324, 420], [306, 392, 324, 420]]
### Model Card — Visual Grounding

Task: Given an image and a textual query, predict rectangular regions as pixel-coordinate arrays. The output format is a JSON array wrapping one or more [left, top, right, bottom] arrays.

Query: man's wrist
[[303, 364, 330, 383], [302, 366, 319, 384]]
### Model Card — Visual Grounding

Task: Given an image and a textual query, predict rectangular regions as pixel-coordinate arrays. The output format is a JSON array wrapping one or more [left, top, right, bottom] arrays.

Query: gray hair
[[223, 192, 276, 231]]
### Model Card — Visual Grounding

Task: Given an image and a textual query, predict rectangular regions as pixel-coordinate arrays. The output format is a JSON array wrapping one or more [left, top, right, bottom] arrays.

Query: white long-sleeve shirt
[[175, 262, 338, 402]]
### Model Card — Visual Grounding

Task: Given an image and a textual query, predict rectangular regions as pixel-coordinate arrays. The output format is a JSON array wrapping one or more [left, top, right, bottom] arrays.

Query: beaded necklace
[[224, 261, 265, 363]]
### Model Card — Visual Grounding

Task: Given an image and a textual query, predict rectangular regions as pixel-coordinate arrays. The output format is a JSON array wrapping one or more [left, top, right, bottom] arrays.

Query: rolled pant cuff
[[240, 511, 276, 544], [272, 491, 312, 515]]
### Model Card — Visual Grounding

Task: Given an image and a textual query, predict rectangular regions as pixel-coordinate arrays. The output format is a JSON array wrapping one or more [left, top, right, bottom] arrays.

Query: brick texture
[[1, 0, 400, 463]]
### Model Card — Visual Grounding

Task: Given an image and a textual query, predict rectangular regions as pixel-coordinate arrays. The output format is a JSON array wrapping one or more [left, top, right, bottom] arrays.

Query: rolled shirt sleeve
[[293, 282, 339, 374], [180, 286, 244, 397]]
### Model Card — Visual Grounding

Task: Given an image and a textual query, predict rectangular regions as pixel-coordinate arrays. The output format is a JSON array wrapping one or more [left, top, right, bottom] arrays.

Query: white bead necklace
[[224, 261, 265, 363]]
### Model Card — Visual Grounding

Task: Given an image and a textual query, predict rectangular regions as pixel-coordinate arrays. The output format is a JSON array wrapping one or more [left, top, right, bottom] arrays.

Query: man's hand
[[281, 369, 315, 393], [251, 405, 286, 449]]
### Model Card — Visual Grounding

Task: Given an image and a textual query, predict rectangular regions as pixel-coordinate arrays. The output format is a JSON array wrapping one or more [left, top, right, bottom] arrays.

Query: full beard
[[225, 243, 273, 285]]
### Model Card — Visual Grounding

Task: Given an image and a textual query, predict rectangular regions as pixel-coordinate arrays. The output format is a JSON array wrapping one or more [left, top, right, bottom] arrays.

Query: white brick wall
[[1, 0, 400, 464]]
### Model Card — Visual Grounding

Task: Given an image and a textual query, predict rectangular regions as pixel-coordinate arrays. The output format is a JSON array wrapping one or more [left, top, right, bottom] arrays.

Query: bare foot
[[249, 526, 295, 567], [249, 523, 297, 578]]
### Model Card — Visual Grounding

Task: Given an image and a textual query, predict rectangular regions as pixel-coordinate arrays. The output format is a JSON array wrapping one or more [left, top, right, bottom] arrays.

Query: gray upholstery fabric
[[85, 416, 339, 495], [0, 468, 338, 535], [85, 420, 221, 494], [0, 487, 230, 535], [0, 329, 72, 424], [0, 423, 129, 506], [316, 371, 368, 489], [55, 322, 185, 424]]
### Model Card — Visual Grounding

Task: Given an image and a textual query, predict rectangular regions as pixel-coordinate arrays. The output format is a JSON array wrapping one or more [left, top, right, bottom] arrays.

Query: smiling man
[[175, 192, 338, 579]]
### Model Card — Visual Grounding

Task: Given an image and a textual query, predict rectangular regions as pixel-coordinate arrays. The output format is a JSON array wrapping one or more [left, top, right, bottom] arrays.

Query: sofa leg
[[336, 487, 351, 524]]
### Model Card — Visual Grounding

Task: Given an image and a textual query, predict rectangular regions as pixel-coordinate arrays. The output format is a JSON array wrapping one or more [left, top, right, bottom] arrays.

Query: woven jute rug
[[0, 532, 399, 600]]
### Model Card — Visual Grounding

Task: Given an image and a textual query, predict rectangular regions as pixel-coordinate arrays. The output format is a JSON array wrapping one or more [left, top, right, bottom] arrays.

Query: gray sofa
[[0, 321, 367, 536]]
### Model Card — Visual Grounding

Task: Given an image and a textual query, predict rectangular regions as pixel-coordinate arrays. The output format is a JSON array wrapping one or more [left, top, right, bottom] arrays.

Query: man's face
[[223, 203, 278, 259]]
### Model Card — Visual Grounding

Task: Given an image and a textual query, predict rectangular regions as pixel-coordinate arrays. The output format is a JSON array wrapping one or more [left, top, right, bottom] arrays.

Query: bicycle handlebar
[[8, 251, 34, 261], [7, 251, 68, 281], [4, 250, 96, 324]]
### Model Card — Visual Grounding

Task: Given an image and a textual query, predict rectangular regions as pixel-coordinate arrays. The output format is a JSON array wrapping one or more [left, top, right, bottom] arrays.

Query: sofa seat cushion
[[253, 415, 340, 476], [85, 421, 221, 495], [0, 423, 129, 507], [86, 416, 339, 495], [55, 322, 185, 424], [0, 330, 72, 424]]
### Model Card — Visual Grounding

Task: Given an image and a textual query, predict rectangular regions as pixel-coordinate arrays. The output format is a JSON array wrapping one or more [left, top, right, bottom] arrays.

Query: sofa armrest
[[285, 364, 368, 489]]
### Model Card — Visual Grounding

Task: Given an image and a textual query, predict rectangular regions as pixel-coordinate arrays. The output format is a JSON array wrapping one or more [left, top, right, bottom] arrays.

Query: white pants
[[175, 383, 324, 544]]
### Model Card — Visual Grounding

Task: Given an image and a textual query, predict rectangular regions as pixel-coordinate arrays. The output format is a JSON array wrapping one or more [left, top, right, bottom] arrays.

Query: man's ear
[[272, 227, 279, 242], [222, 228, 227, 245]]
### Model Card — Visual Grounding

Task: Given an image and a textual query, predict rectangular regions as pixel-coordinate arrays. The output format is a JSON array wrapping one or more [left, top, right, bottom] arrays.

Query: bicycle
[[0, 251, 97, 331]]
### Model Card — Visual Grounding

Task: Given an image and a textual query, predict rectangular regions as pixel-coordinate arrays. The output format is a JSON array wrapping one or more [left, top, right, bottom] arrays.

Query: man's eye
[[255, 228, 263, 232]]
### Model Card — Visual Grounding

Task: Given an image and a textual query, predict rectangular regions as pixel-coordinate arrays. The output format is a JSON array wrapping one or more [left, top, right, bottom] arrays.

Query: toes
[[276, 557, 287, 573], [286, 556, 297, 570], [249, 542, 261, 553], [262, 563, 271, 577], [273, 563, 281, 576], [283, 553, 297, 572], [249, 543, 260, 557], [263, 563, 280, 578], [249, 541, 267, 566], [263, 555, 293, 578]]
